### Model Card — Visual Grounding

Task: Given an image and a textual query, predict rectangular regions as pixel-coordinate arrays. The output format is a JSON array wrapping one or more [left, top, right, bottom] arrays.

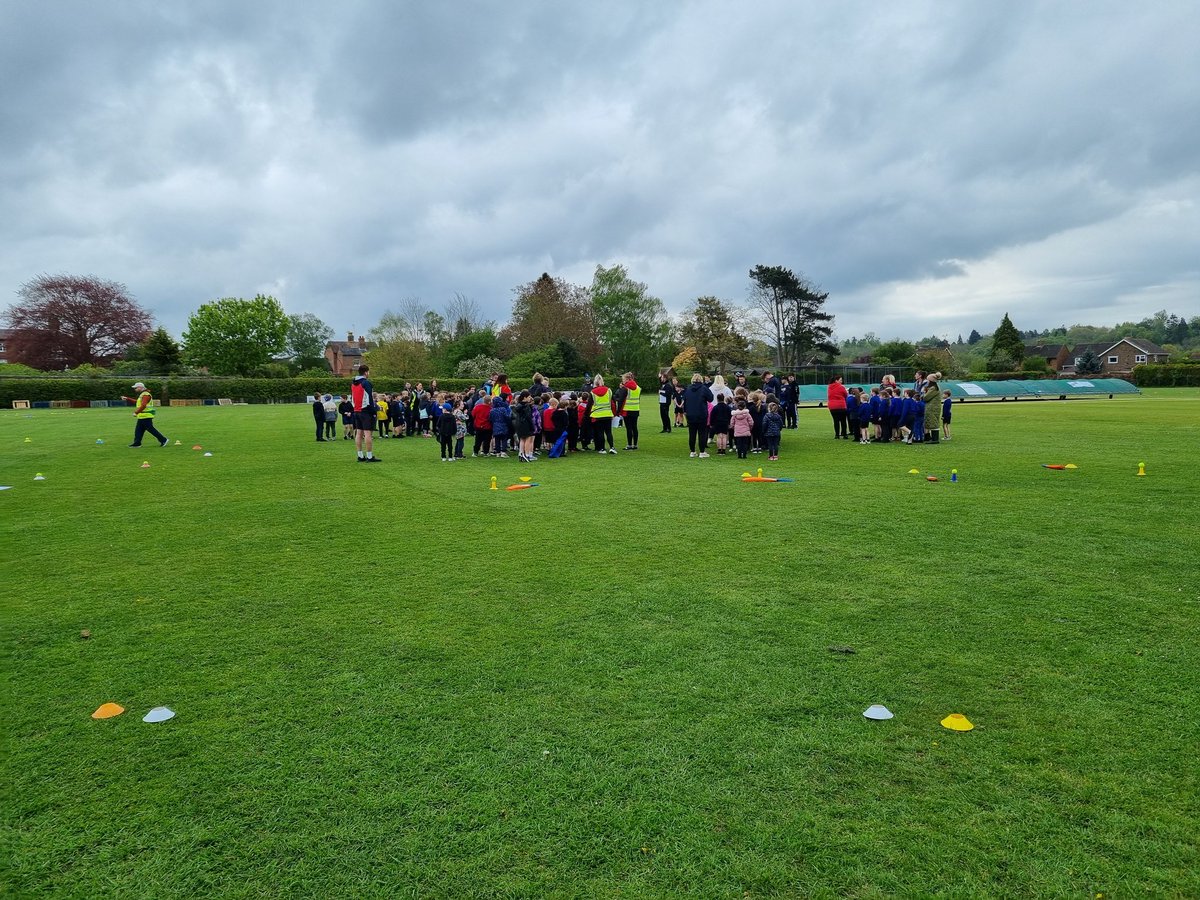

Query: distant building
[[1061, 338, 1167, 376], [0, 328, 11, 364], [1023, 344, 1071, 372], [324, 333, 377, 377]]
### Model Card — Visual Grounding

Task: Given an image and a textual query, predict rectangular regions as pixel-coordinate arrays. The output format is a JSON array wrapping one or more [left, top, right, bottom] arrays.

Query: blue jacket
[[889, 396, 903, 419], [942, 397, 952, 418], [846, 393, 859, 416], [489, 401, 511, 436], [902, 397, 918, 421], [682, 383, 713, 420], [869, 395, 883, 420], [857, 402, 872, 424], [763, 411, 784, 438]]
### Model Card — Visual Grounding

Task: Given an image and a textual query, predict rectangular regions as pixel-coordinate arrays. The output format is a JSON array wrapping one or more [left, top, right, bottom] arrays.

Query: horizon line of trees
[[4, 272, 1195, 381]]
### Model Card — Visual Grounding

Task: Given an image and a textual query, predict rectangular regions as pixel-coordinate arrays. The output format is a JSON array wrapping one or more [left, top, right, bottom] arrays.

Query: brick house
[[1024, 344, 1071, 372], [324, 333, 377, 377], [1095, 337, 1168, 376], [1061, 343, 1111, 375]]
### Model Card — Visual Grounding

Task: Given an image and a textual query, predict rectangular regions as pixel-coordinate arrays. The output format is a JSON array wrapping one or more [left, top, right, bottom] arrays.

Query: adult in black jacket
[[311, 395, 327, 441], [657, 373, 674, 432], [780, 375, 799, 428], [682, 373, 714, 457]]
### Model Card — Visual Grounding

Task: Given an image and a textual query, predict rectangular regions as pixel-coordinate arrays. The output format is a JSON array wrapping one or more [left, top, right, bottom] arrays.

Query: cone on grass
[[92, 703, 124, 720], [1137, 462, 1146, 476], [863, 705, 894, 720], [489, 476, 498, 491], [908, 468, 920, 474], [940, 713, 974, 732], [141, 461, 151, 469]]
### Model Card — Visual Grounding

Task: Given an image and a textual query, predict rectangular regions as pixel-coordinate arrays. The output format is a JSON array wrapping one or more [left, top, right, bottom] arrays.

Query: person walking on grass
[[620, 372, 642, 450], [351, 364, 380, 462], [121, 382, 169, 448]]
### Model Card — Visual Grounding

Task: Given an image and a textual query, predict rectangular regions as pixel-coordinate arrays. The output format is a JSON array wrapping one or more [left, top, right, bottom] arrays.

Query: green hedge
[[1131, 364, 1200, 387], [0, 373, 620, 405]]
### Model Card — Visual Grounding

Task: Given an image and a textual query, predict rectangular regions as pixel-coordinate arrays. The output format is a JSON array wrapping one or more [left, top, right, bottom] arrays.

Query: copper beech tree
[[4, 274, 152, 369]]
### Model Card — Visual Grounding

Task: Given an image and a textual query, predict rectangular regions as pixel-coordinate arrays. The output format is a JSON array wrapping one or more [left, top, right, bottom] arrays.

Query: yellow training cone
[[24, 437, 32, 443], [489, 476, 498, 491], [908, 468, 920, 474], [1137, 461, 1146, 476], [940, 713, 974, 732], [519, 476, 532, 483], [1064, 463, 1077, 469], [141, 461, 151, 468], [92, 702, 125, 720]]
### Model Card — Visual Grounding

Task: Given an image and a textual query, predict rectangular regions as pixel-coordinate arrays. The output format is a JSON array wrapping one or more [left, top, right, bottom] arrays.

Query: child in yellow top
[[376, 396, 390, 437]]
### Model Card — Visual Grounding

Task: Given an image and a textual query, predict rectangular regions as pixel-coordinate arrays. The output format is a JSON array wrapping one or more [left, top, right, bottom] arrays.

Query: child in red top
[[471, 395, 493, 456]]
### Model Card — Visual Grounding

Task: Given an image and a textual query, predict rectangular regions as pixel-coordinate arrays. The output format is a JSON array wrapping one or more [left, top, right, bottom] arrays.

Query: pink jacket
[[731, 408, 754, 437]]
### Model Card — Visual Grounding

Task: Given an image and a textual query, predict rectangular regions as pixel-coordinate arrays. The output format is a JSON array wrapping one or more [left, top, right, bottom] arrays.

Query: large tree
[[499, 273, 600, 363], [183, 295, 288, 376], [129, 326, 183, 374], [678, 297, 748, 373], [590, 263, 670, 377], [988, 313, 1025, 369], [286, 313, 333, 361], [746, 265, 836, 367], [4, 274, 152, 369]]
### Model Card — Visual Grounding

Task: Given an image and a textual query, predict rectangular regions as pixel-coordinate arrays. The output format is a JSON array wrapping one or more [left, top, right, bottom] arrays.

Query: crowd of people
[[316, 365, 956, 464]]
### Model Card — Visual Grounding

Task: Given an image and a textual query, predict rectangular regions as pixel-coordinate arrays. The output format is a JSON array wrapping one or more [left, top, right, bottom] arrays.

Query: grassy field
[[3, 389, 1199, 898]]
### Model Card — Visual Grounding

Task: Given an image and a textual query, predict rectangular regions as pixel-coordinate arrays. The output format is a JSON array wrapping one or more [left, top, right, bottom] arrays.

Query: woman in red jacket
[[827, 376, 850, 439]]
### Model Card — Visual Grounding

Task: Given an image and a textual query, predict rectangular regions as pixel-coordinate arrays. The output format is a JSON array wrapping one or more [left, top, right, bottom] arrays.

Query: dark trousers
[[784, 401, 797, 428], [659, 403, 671, 432], [324, 420, 336, 439], [315, 418, 325, 440], [440, 435, 454, 458], [454, 437, 464, 458], [592, 418, 614, 450], [830, 408, 849, 437], [735, 435, 750, 458], [624, 412, 640, 447], [494, 435, 508, 454], [688, 421, 708, 453], [474, 428, 492, 455], [766, 435, 780, 456], [132, 417, 166, 446]]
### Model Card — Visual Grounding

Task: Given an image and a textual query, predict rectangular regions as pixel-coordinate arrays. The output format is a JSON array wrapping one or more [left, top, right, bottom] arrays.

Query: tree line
[[1, 265, 836, 379]]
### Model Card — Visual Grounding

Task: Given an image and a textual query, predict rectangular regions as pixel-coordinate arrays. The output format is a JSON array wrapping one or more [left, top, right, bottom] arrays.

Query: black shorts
[[942, 415, 952, 424], [353, 411, 375, 431]]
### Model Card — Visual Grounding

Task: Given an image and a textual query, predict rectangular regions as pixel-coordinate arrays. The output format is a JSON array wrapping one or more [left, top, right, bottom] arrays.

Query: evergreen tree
[[967, 329, 982, 345], [988, 313, 1024, 369], [140, 327, 182, 374]]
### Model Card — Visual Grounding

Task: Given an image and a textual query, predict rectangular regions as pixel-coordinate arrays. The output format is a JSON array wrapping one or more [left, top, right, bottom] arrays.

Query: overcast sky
[[2, 1, 1197, 345]]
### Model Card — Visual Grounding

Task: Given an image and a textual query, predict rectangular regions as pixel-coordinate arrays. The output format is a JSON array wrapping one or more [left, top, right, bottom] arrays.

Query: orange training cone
[[92, 702, 125, 720]]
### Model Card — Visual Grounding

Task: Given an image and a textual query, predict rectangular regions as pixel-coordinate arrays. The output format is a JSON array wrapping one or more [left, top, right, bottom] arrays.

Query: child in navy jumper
[[709, 395, 732, 454], [869, 388, 883, 442], [912, 392, 926, 443], [941, 390, 954, 441], [900, 389, 918, 443], [857, 396, 872, 443], [489, 396, 511, 457], [763, 402, 784, 460], [888, 391, 904, 442]]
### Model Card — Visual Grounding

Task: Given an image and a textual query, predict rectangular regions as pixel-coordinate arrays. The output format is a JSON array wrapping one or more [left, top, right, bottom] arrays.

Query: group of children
[[704, 391, 786, 460], [845, 385, 954, 444]]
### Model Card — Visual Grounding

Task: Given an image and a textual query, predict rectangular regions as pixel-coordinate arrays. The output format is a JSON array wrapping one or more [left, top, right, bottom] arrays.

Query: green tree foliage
[[183, 295, 288, 376], [1075, 349, 1103, 375], [364, 339, 430, 378], [500, 273, 600, 363], [746, 265, 836, 367], [874, 340, 916, 366], [443, 329, 499, 373], [505, 344, 567, 379], [590, 264, 670, 376], [988, 313, 1025, 369], [286, 313, 333, 361], [678, 297, 748, 373], [968, 329, 983, 345], [136, 326, 183, 374]]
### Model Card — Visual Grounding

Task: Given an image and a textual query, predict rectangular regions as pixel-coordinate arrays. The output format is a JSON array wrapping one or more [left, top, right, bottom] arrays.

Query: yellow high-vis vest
[[135, 391, 156, 418], [623, 385, 641, 412], [591, 390, 613, 417]]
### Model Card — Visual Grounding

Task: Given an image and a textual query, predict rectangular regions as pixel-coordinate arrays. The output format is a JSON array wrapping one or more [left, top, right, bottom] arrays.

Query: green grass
[[3, 389, 1199, 898]]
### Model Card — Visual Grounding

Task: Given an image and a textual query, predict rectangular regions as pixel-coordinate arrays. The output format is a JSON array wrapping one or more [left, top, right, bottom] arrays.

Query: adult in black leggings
[[657, 373, 673, 433], [827, 376, 850, 439]]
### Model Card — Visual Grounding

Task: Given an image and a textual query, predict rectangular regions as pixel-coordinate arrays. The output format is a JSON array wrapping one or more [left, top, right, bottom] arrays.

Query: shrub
[[1131, 363, 1200, 387]]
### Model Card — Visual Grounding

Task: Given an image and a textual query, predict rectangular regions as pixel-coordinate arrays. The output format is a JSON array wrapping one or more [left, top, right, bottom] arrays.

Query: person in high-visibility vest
[[120, 381, 169, 448], [587, 375, 617, 454], [619, 372, 642, 450]]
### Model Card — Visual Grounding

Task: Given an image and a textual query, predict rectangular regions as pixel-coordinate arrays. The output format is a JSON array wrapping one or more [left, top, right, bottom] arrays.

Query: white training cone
[[203, 452, 213, 457], [33, 474, 45, 481], [863, 704, 894, 720], [96, 439, 105, 444], [0, 486, 12, 491], [142, 706, 176, 723]]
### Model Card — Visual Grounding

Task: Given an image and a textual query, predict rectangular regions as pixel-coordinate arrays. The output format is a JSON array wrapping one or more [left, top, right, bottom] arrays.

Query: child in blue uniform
[[942, 390, 954, 441], [913, 392, 926, 443], [869, 388, 883, 442], [857, 396, 872, 443]]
